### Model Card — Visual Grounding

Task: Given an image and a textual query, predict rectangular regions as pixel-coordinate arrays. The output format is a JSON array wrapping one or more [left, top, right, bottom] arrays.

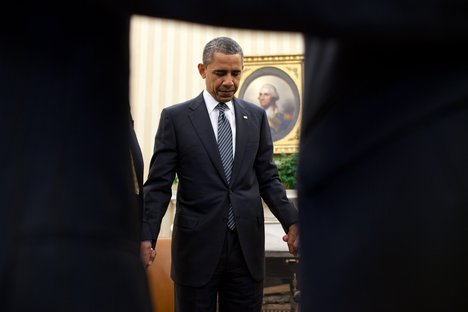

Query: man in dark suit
[[129, 115, 158, 270], [142, 37, 299, 311]]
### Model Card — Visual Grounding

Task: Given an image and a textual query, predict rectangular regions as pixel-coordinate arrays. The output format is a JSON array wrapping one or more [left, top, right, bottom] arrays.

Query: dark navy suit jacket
[[143, 93, 298, 287]]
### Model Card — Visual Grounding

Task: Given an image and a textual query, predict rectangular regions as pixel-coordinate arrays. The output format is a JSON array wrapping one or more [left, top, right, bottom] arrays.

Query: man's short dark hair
[[202, 36, 244, 66]]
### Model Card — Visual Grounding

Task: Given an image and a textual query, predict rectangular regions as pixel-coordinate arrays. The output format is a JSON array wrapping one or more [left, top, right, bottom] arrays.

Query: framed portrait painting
[[238, 55, 303, 154]]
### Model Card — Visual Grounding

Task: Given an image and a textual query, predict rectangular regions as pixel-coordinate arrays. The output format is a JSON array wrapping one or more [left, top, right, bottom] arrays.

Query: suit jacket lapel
[[231, 98, 248, 184], [188, 93, 227, 185]]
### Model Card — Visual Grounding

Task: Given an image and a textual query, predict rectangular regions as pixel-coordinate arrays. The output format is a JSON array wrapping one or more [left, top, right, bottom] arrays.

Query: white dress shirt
[[203, 90, 236, 157]]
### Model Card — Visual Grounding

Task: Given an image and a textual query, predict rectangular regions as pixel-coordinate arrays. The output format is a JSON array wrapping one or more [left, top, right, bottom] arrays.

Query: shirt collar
[[203, 90, 234, 113]]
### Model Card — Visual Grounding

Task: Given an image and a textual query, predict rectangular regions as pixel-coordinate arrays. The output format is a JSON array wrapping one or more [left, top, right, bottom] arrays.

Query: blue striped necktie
[[217, 102, 235, 230]]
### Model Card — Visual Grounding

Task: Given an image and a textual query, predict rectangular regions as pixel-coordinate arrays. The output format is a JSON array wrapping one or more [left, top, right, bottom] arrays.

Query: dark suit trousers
[[174, 229, 263, 312]]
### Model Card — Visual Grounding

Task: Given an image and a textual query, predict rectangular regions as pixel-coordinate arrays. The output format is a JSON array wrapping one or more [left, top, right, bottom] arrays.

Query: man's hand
[[140, 240, 157, 269], [282, 223, 300, 256]]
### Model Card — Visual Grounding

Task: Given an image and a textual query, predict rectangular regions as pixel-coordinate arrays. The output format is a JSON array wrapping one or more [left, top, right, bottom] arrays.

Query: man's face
[[198, 52, 243, 103], [258, 87, 274, 109]]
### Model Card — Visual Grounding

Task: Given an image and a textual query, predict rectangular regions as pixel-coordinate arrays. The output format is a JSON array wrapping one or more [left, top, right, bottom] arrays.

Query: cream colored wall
[[130, 16, 304, 178]]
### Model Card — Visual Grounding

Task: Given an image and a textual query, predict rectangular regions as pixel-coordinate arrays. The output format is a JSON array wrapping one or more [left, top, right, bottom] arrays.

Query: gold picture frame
[[237, 55, 303, 154]]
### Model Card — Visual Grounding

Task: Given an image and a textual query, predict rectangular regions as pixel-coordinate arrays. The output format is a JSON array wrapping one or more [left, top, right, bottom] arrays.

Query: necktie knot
[[217, 102, 228, 113]]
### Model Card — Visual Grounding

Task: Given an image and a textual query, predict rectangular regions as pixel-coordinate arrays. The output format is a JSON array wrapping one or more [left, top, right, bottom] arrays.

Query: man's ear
[[197, 63, 206, 79]]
